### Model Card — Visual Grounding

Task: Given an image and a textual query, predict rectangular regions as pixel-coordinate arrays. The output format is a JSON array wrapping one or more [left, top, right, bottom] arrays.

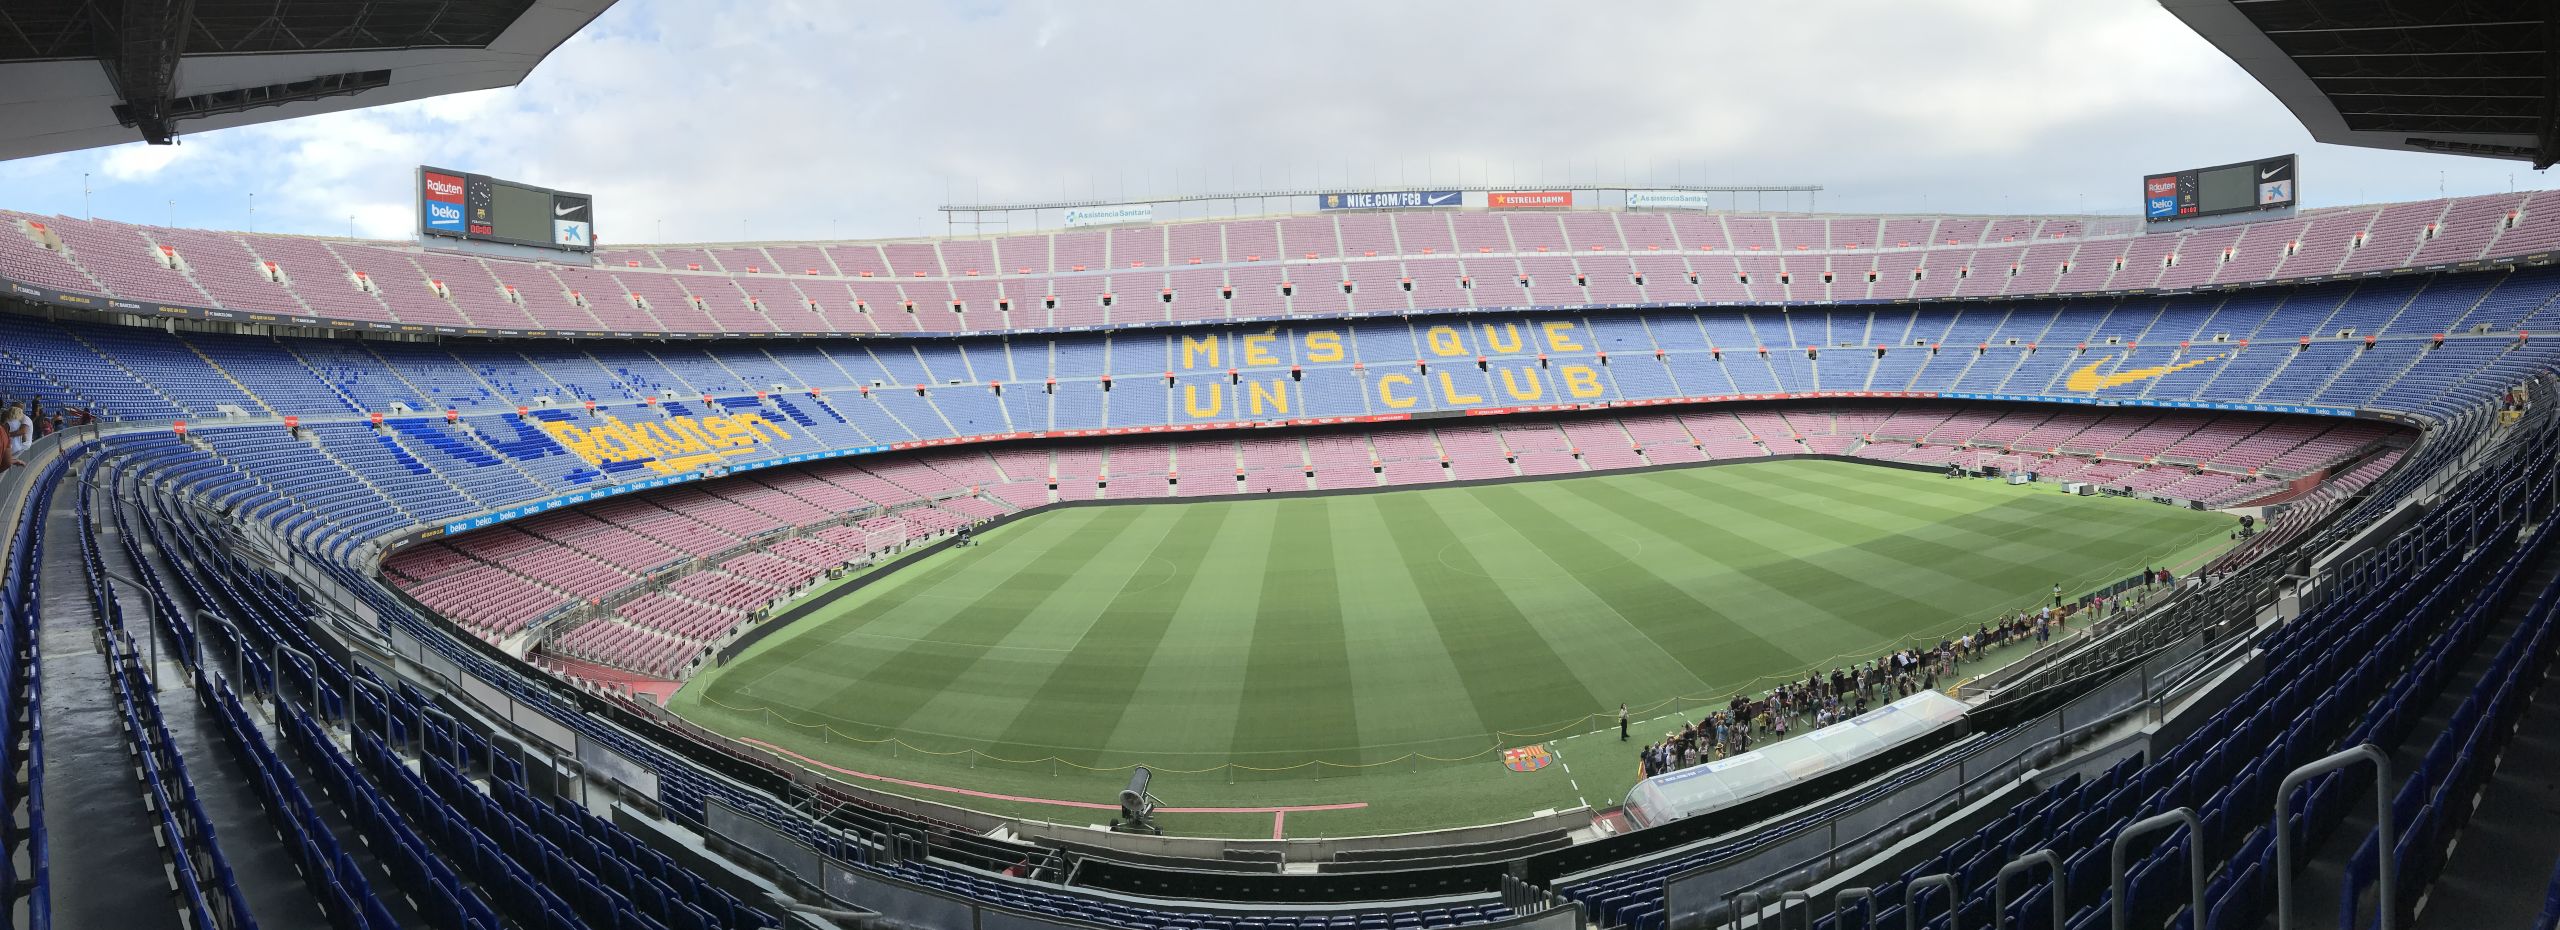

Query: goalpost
[[852, 523, 912, 565]]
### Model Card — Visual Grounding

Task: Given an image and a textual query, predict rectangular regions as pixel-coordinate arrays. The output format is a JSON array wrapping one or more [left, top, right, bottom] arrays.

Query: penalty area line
[[737, 738, 1369, 815]]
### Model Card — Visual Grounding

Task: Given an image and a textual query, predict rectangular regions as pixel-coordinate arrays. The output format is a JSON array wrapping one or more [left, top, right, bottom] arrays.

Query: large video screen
[[419, 166, 595, 252], [2144, 154, 2294, 223]]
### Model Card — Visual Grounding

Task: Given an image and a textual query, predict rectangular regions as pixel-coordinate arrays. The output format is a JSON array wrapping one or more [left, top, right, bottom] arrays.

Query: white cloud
[[98, 141, 191, 181], [5, 0, 2550, 241]]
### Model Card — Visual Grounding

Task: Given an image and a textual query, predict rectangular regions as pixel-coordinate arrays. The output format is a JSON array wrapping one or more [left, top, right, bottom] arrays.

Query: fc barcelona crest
[[1502, 745, 1552, 773]]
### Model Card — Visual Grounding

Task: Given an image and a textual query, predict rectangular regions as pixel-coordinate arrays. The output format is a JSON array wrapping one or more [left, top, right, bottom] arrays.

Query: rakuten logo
[[2146, 177, 2176, 197], [423, 172, 466, 202]]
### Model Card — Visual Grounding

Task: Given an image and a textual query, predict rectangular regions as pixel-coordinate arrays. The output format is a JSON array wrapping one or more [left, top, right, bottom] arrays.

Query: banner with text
[[1319, 190, 1465, 210], [1062, 203, 1155, 228], [1626, 190, 1717, 210], [1488, 191, 1573, 209]]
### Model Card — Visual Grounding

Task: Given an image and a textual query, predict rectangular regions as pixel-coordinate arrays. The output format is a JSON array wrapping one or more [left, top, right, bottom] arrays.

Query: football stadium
[[0, 2, 2556, 930]]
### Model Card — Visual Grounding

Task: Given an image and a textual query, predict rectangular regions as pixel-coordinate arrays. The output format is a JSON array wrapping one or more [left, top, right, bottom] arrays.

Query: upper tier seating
[[9, 192, 2559, 337]]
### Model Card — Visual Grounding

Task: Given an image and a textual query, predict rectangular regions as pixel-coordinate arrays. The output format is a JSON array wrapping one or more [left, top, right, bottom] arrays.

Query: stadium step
[[2409, 607, 2560, 928], [298, 433, 422, 524], [180, 339, 281, 418], [34, 493, 187, 930], [102, 498, 329, 925], [262, 714, 440, 929], [2263, 535, 2560, 929]]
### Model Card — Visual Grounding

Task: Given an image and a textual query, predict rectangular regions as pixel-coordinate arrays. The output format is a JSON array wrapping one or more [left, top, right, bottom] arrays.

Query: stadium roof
[[0, 0, 613, 161], [2164, 0, 2558, 168]]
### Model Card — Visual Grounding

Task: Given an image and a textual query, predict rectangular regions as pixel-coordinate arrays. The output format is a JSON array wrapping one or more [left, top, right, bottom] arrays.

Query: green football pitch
[[669, 459, 2232, 838]]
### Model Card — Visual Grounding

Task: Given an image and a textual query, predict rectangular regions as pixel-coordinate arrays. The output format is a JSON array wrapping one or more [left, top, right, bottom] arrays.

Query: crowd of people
[[1627, 569, 2183, 779], [1630, 645, 1947, 778], [0, 397, 91, 469]]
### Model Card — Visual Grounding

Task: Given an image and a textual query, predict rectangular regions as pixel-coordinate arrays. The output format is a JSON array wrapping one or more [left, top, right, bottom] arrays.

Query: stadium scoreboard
[[418, 166, 595, 252], [2145, 154, 2294, 223]]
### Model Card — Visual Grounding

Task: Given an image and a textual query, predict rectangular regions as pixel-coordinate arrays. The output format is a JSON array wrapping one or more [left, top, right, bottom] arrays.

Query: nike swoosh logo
[[1428, 193, 1457, 205], [557, 204, 579, 216], [2063, 354, 2226, 392], [2262, 167, 2282, 180]]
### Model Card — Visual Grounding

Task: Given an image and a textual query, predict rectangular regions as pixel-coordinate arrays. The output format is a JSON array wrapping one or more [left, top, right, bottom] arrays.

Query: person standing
[[2052, 582, 2063, 608], [1619, 703, 1630, 741], [2, 404, 28, 466]]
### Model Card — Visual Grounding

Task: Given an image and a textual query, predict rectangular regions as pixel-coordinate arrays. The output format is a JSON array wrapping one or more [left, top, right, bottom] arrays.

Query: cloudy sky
[[1, 0, 2550, 243]]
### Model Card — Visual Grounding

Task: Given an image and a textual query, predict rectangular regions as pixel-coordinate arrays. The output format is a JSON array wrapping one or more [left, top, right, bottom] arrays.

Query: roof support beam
[[2261, 20, 2541, 35], [101, 0, 194, 144], [2540, 11, 2559, 168]]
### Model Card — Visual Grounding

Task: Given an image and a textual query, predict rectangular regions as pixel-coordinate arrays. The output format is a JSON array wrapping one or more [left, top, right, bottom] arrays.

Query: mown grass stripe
[[990, 503, 1233, 765], [901, 504, 1192, 746], [1727, 463, 2224, 598], [1328, 496, 1496, 765], [711, 507, 1107, 708], [812, 506, 1148, 743], [1535, 478, 1910, 681], [1742, 460, 2213, 549], [1374, 491, 1604, 740], [1098, 502, 1271, 760], [1228, 499, 1365, 762], [1632, 468, 2037, 616], [1567, 473, 1953, 642], [1481, 482, 1783, 692], [1425, 489, 1691, 728]]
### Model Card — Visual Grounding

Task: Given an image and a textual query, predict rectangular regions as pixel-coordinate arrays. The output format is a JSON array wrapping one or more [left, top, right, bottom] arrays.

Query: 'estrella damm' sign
[[537, 412, 792, 476]]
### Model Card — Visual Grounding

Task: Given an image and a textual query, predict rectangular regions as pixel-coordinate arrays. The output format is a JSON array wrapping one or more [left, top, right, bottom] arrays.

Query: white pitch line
[[1550, 744, 1591, 809]]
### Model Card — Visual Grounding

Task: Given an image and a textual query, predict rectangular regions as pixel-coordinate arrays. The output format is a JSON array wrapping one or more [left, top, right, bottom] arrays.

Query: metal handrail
[[347, 675, 406, 755], [195, 609, 245, 689], [2109, 808, 2203, 930], [1904, 874, 1956, 930], [417, 703, 469, 773], [1833, 886, 1875, 930], [2274, 744, 2396, 930], [1727, 891, 1759, 930], [1992, 849, 2063, 930], [1779, 889, 1811, 930], [268, 642, 317, 712]]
